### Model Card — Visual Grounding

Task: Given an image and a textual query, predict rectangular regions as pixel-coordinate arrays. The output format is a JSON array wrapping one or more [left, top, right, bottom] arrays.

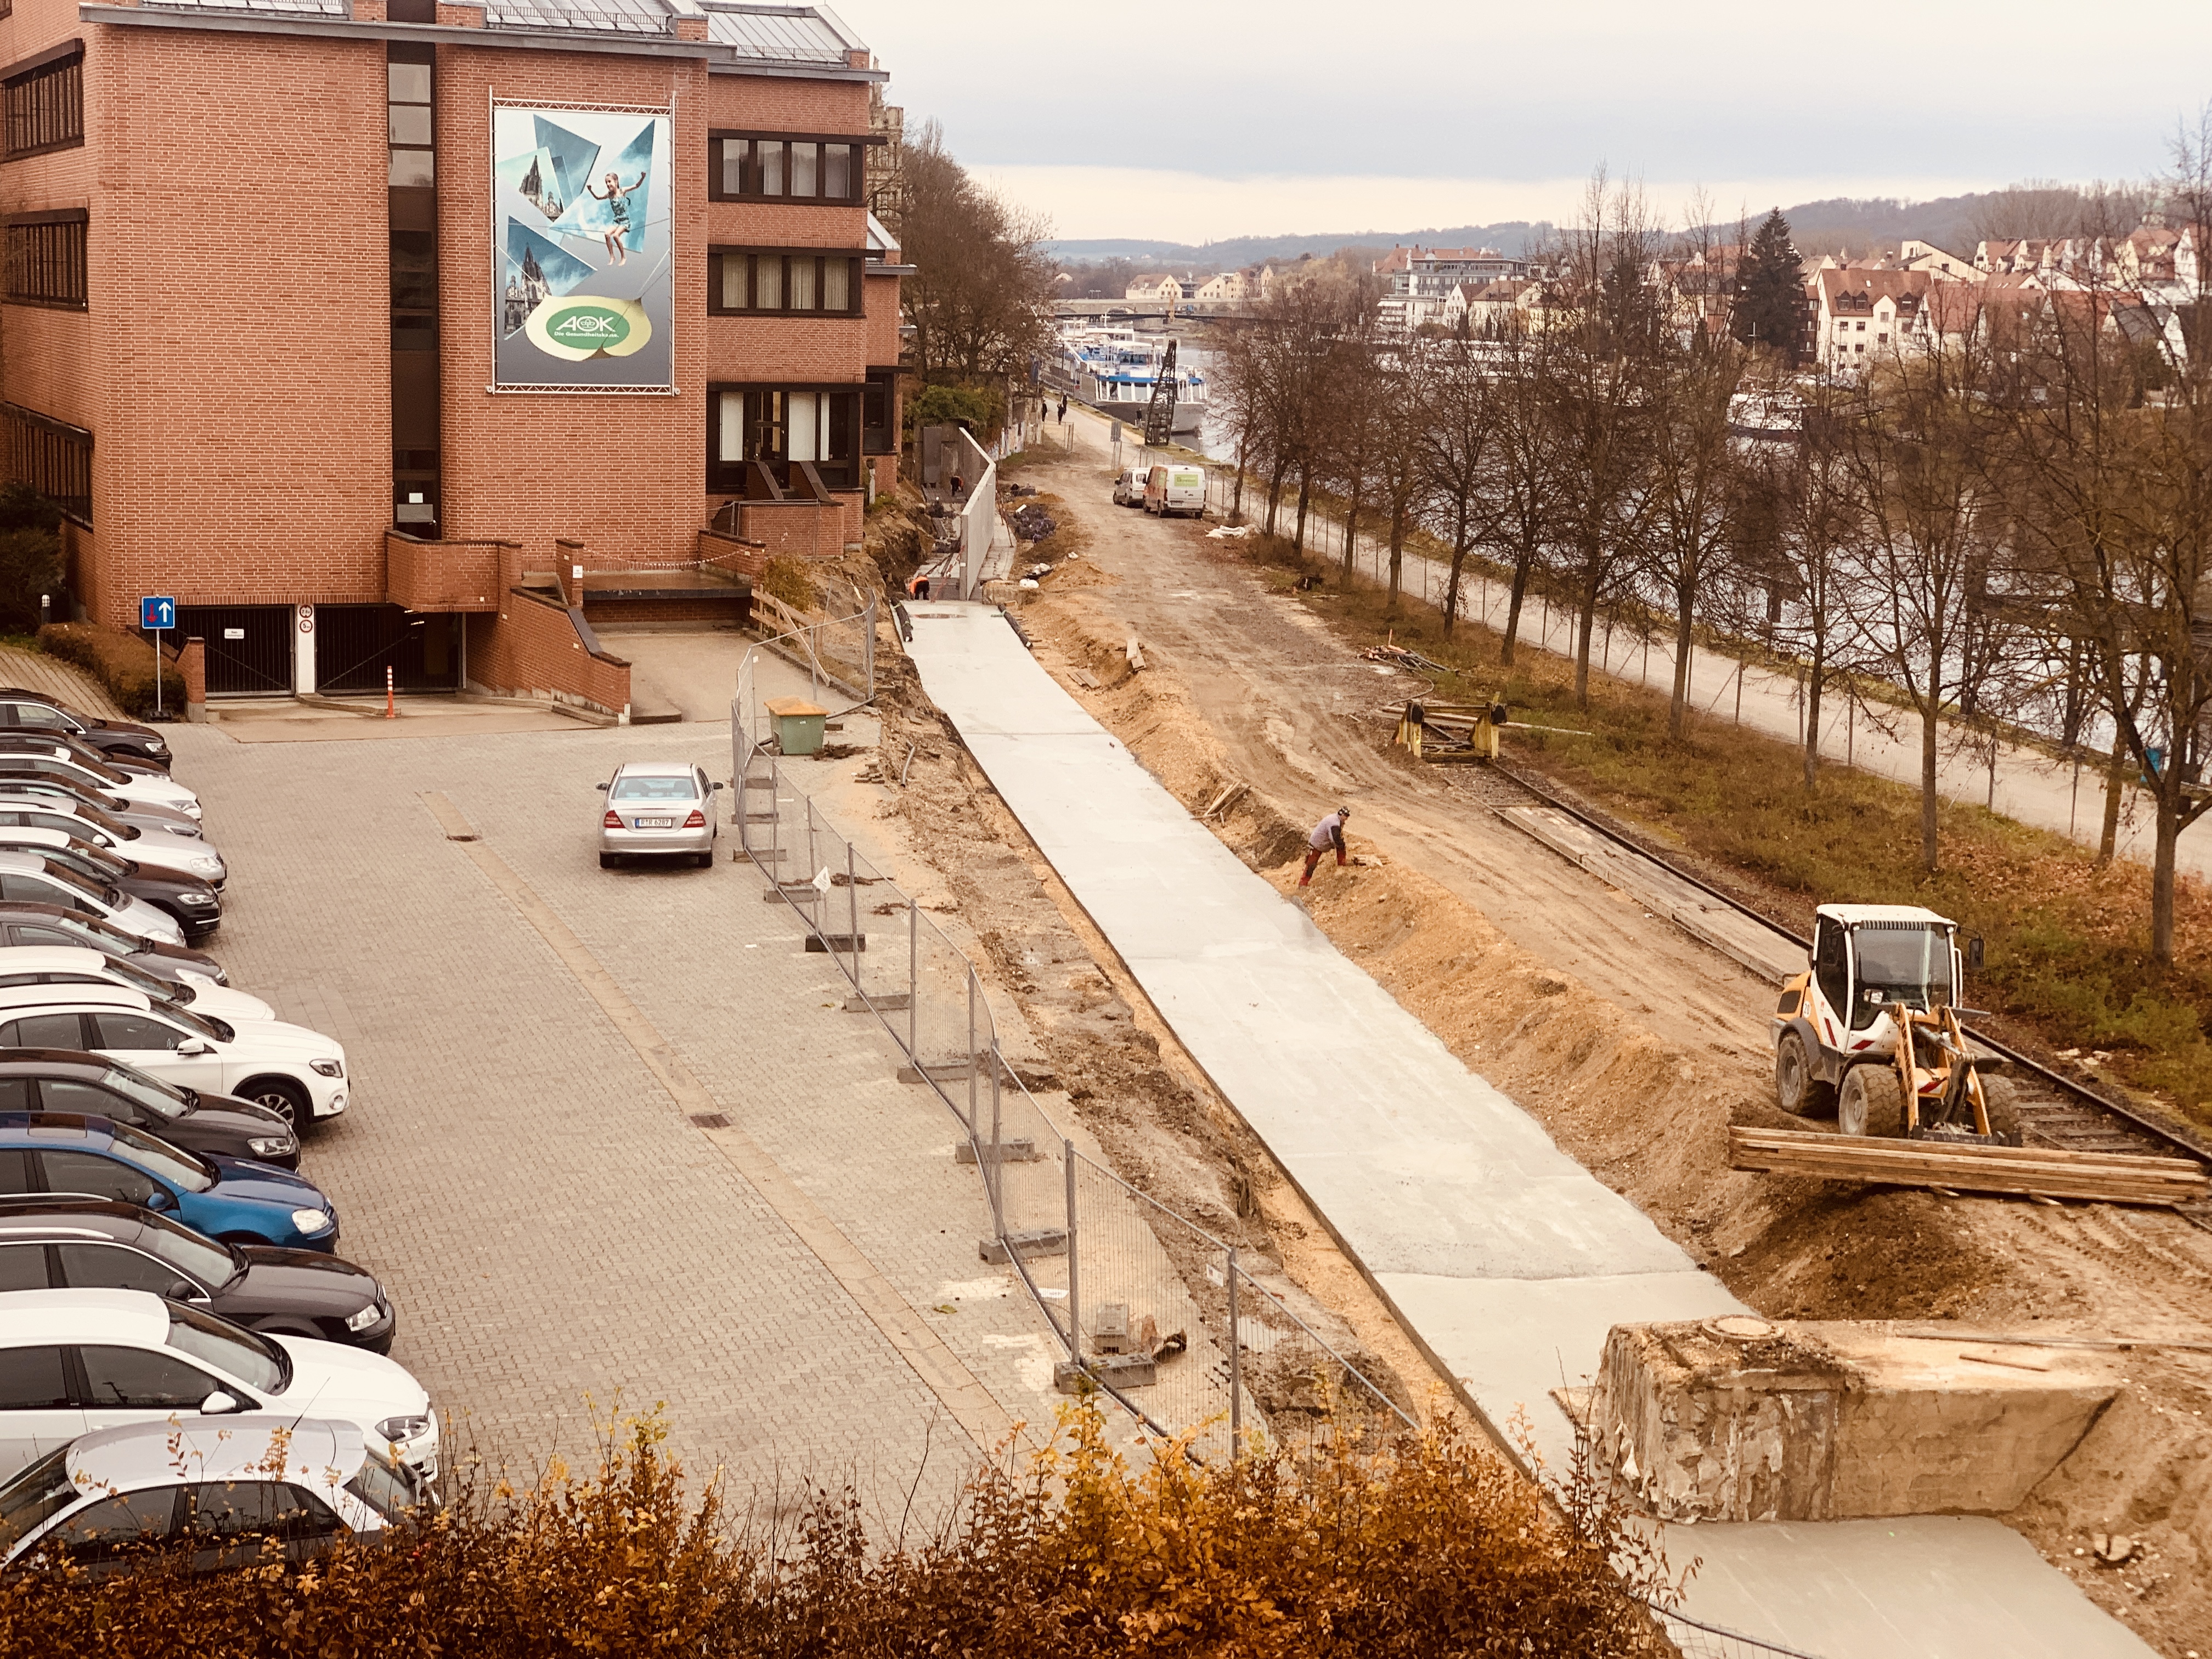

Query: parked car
[[0, 947, 269, 1023], [0, 985, 347, 1127], [0, 1199, 387, 1347], [0, 1290, 435, 1480], [0, 902, 227, 984], [0, 1114, 336, 1250], [1144, 463, 1207, 518], [597, 761, 721, 867], [0, 751, 200, 823], [0, 1048, 295, 1168], [0, 827, 221, 940], [1111, 466, 1147, 506], [0, 851, 183, 946], [0, 733, 178, 791], [0, 1415, 420, 1579], [0, 797, 225, 887], [0, 772, 204, 839], [0, 692, 172, 771]]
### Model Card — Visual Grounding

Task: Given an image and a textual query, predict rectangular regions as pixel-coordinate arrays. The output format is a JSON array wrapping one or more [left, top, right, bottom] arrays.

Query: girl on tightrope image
[[589, 170, 647, 264]]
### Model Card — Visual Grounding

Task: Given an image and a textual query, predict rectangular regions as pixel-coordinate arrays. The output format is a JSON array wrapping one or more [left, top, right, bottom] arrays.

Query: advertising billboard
[[493, 101, 673, 392]]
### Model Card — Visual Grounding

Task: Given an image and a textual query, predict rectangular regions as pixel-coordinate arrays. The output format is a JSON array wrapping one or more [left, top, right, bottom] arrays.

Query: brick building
[[0, 0, 906, 714]]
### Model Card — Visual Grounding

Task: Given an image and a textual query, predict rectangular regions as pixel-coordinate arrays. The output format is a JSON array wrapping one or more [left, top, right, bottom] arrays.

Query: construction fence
[[730, 601, 1412, 1463]]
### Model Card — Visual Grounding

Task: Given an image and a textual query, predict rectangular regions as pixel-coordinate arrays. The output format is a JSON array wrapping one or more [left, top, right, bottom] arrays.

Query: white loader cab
[[1773, 902, 2017, 1142]]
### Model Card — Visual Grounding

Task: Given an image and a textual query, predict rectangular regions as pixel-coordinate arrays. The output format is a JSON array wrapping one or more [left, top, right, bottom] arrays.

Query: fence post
[[768, 755, 782, 872], [988, 1038, 1005, 1234], [864, 592, 877, 698], [1064, 1140, 1080, 1365], [847, 840, 860, 994], [908, 897, 918, 1057], [966, 969, 979, 1133], [1226, 1245, 1242, 1453]]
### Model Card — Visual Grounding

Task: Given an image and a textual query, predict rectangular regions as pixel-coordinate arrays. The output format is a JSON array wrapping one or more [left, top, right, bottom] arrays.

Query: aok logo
[[550, 307, 629, 344], [524, 295, 652, 363]]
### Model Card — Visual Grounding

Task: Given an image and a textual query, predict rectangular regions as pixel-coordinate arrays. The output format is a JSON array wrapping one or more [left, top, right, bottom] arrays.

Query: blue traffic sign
[[139, 596, 176, 630]]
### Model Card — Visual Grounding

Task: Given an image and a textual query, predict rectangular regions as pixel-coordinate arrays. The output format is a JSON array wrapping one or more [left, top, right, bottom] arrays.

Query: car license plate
[[636, 816, 676, 828]]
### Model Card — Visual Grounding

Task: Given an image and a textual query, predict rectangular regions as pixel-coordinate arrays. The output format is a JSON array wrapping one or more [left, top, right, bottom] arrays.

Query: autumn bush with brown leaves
[[0, 1404, 1678, 1658]]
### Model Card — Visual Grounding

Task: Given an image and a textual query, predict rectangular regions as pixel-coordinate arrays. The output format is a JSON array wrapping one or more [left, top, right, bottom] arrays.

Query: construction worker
[[1300, 805, 1351, 887]]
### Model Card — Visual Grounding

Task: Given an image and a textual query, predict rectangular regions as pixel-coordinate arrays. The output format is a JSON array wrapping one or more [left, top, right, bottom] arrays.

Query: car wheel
[[1837, 1065, 1904, 1138], [696, 851, 713, 868], [241, 1077, 309, 1127], [599, 853, 618, 868]]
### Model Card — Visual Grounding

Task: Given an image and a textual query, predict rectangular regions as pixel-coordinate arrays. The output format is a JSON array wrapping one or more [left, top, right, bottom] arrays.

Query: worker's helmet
[[1337, 804, 1352, 820]]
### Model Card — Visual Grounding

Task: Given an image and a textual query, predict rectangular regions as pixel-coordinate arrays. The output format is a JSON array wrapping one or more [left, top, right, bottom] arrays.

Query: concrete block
[[953, 1136, 1038, 1165], [1590, 1317, 2118, 1522], [978, 1226, 1068, 1264], [1054, 1352, 1156, 1393]]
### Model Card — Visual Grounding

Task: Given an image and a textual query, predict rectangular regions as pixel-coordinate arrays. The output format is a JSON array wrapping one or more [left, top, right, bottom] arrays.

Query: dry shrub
[[0, 1405, 1675, 1657], [757, 557, 818, 615], [35, 622, 184, 719]]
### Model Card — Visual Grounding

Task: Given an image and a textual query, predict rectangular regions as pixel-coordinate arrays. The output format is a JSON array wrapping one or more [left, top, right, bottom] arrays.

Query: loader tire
[[1978, 1074, 2023, 1142], [1775, 1032, 1835, 1118], [1837, 1065, 1905, 1138]]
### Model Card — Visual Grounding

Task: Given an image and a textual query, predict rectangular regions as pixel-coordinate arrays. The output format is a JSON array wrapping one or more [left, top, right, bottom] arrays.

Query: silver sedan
[[597, 761, 720, 868]]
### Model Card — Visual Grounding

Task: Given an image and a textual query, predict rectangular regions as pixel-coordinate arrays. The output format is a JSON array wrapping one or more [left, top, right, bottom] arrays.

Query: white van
[[1144, 464, 1206, 518]]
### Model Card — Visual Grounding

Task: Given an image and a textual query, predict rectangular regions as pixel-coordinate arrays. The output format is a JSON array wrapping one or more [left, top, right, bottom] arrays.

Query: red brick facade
[[0, 2, 900, 716]]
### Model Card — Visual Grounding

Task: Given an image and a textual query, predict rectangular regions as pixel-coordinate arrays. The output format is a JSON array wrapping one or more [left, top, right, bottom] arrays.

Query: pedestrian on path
[[1300, 805, 1351, 887], [950, 472, 966, 503], [1057, 397, 1068, 424]]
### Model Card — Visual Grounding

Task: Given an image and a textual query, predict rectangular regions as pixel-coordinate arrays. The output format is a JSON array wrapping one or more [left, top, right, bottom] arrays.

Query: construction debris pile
[[1009, 503, 1058, 543], [1362, 642, 1449, 674]]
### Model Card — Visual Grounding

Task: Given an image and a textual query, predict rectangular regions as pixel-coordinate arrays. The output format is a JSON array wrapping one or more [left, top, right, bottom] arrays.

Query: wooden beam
[[1728, 1126, 2211, 1206]]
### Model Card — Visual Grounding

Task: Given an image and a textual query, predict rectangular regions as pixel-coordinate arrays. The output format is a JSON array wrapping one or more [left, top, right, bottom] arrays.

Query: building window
[[3, 47, 83, 160], [387, 54, 433, 187], [709, 385, 860, 492], [709, 133, 864, 204], [1, 403, 91, 523], [5, 210, 86, 308], [862, 368, 895, 454], [710, 250, 864, 316]]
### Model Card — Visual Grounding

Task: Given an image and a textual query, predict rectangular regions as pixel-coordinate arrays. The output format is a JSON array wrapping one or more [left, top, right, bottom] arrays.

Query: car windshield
[[1850, 924, 1954, 1026], [93, 958, 170, 1002], [0, 1448, 78, 1556], [136, 1210, 241, 1288], [611, 775, 697, 801], [344, 1446, 422, 1524], [99, 1063, 190, 1121], [166, 1301, 289, 1395], [165, 1006, 225, 1042], [105, 1119, 215, 1193]]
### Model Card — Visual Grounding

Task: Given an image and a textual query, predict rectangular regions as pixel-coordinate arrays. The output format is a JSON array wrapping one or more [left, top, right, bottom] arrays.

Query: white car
[[0, 1290, 438, 1481], [0, 850, 182, 946], [0, 946, 273, 1023], [0, 1415, 421, 1578], [0, 747, 200, 822], [0, 984, 346, 1127], [0, 797, 224, 887]]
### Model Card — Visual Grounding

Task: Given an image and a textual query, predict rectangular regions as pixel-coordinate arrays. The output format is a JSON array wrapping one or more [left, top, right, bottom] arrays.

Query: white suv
[[0, 984, 347, 1128], [0, 1289, 438, 1481]]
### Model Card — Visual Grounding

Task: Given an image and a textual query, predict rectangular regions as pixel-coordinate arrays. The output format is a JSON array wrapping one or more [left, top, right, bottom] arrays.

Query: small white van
[[1144, 464, 1206, 518]]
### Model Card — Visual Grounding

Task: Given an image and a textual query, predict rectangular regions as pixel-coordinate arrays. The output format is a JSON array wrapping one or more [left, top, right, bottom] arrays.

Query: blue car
[[0, 1114, 337, 1252]]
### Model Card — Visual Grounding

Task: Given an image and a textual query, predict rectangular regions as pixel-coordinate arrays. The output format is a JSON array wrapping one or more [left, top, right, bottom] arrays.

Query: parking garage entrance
[[176, 607, 294, 696], [314, 606, 462, 695]]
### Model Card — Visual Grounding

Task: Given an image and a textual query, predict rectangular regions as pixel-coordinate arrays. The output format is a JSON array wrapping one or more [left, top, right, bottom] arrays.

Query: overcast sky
[[837, 1, 2212, 244]]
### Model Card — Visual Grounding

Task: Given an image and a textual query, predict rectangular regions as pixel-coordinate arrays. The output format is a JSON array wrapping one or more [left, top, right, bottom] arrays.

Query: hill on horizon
[[1044, 190, 2064, 270]]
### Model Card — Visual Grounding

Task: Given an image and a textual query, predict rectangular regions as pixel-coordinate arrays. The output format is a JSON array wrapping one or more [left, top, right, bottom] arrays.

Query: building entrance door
[[176, 607, 293, 696], [314, 606, 461, 694]]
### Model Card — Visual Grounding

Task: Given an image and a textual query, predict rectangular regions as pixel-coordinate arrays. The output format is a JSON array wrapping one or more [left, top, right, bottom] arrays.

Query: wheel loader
[[1771, 904, 2017, 1144]]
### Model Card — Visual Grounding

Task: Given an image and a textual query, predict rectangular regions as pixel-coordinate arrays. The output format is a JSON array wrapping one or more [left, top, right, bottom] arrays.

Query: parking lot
[[157, 692, 1066, 1513]]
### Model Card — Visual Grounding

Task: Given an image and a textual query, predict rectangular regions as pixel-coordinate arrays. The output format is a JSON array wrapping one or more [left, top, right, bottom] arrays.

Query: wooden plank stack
[[1729, 1126, 2212, 1206]]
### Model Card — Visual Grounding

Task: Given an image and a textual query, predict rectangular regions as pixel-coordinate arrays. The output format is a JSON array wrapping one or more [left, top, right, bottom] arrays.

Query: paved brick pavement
[[159, 712, 1066, 1520]]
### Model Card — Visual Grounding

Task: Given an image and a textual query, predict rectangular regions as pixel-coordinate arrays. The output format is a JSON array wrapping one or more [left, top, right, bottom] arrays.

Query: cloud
[[972, 166, 1998, 246]]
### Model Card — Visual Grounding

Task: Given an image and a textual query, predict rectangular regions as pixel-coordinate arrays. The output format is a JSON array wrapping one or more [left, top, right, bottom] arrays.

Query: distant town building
[[1124, 274, 1186, 302]]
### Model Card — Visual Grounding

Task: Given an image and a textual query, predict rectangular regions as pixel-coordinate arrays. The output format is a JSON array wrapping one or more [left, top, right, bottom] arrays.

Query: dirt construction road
[[995, 427, 2212, 1654]]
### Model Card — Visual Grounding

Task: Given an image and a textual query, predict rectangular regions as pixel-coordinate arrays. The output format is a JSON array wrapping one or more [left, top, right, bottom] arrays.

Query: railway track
[[1449, 755, 2212, 1217]]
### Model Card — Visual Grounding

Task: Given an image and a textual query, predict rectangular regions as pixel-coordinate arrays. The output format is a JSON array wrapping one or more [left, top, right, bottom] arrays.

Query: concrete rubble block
[[1589, 1316, 2118, 1523]]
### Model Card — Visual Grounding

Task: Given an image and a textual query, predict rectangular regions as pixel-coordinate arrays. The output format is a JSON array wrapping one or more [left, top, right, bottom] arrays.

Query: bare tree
[[900, 122, 1056, 385], [1643, 336, 1747, 737], [1421, 335, 1503, 633]]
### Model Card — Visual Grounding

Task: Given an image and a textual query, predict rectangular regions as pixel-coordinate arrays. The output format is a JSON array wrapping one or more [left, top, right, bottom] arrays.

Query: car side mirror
[[145, 1187, 175, 1211], [176, 1039, 211, 1056], [166, 1279, 202, 1303], [712, 781, 725, 791], [594, 782, 608, 792], [200, 1391, 239, 1415]]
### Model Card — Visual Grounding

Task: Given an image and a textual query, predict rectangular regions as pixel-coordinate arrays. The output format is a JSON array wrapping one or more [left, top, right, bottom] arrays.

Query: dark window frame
[[707, 247, 865, 318], [3, 45, 84, 162], [706, 382, 862, 494], [861, 367, 896, 455], [1, 402, 90, 526], [707, 130, 871, 205], [5, 208, 86, 309]]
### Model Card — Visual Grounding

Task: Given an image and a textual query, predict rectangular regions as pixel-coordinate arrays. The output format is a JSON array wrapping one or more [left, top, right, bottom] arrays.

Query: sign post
[[139, 596, 177, 718]]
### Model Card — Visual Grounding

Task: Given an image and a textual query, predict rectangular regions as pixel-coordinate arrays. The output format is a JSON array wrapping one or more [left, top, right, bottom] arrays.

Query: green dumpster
[[765, 696, 828, 757]]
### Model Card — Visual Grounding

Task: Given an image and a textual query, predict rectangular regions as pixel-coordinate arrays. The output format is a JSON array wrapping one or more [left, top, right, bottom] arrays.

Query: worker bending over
[[1300, 805, 1351, 888]]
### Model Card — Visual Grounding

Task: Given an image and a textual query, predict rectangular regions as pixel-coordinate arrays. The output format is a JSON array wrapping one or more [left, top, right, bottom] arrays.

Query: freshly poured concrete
[[905, 603, 2155, 1658]]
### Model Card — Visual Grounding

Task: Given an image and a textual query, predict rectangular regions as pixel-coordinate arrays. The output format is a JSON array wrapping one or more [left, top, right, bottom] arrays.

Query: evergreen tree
[[1733, 207, 1808, 363]]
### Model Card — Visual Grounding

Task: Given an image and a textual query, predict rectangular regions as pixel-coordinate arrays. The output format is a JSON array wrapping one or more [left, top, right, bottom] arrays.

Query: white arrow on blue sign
[[139, 596, 177, 630]]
